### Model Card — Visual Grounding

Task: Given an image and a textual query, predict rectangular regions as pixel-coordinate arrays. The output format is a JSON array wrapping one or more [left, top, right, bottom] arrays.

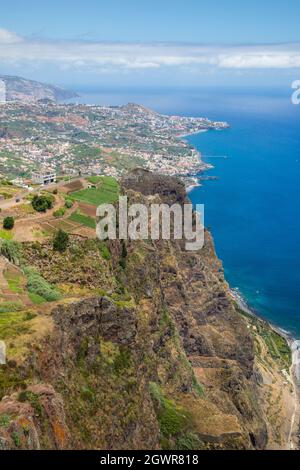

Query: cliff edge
[[0, 169, 294, 450]]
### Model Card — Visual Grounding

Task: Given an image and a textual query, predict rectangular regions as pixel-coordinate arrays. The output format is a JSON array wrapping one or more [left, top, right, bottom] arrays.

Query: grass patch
[[3, 270, 23, 294], [53, 207, 66, 218], [98, 241, 111, 260], [23, 266, 62, 302], [236, 305, 292, 368], [87, 176, 103, 184], [69, 211, 96, 229], [0, 229, 13, 241], [0, 311, 32, 339], [70, 176, 119, 206], [149, 382, 193, 447], [0, 240, 21, 264], [0, 302, 23, 313], [28, 292, 46, 304]]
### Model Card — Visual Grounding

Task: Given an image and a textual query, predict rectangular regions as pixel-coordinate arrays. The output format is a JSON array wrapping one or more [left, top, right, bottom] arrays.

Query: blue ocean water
[[185, 91, 300, 338], [70, 86, 300, 337]]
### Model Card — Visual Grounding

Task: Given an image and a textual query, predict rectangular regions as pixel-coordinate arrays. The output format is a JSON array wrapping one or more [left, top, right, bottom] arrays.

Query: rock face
[[0, 169, 279, 450], [0, 75, 78, 103], [121, 168, 187, 205]]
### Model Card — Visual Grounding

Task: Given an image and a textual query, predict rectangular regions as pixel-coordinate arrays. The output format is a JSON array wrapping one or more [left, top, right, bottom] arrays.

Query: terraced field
[[69, 211, 96, 229], [69, 176, 119, 206]]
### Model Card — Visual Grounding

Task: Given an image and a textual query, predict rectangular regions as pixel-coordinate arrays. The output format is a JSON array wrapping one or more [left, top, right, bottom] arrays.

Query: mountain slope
[[0, 170, 293, 450], [0, 75, 78, 103]]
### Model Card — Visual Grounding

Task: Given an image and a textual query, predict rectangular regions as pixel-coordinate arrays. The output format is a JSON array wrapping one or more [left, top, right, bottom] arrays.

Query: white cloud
[[1, 27, 300, 72], [0, 28, 23, 44]]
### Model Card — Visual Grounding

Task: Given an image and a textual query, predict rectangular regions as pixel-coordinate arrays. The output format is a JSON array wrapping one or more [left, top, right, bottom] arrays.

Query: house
[[32, 170, 56, 185]]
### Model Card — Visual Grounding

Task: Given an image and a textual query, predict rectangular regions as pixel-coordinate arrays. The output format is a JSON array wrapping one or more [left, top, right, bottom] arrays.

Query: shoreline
[[229, 287, 300, 450], [182, 118, 299, 449]]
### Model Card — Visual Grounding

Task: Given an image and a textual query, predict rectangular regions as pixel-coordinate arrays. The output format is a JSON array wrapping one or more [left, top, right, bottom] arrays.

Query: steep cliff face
[[0, 170, 292, 450]]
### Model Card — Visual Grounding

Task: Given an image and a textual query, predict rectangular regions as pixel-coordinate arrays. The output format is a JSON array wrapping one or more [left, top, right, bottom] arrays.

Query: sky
[[1, 0, 300, 88]]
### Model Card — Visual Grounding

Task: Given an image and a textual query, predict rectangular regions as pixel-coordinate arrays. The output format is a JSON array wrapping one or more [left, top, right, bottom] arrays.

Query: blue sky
[[1, 0, 300, 87]]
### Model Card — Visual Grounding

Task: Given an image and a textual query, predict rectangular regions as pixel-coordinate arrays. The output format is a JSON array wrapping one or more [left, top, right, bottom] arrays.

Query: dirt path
[[0, 257, 32, 307], [12, 195, 77, 242]]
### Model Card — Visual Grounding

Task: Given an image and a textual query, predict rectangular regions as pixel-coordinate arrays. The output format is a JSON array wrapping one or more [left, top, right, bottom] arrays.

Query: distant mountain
[[0, 75, 78, 103]]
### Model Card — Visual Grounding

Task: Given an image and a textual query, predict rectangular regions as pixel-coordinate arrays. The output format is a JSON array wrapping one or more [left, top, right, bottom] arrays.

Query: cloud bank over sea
[[1, 27, 300, 75]]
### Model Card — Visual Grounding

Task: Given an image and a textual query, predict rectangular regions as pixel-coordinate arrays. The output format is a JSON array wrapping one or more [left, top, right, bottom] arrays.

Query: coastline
[[182, 121, 299, 448], [229, 287, 300, 450]]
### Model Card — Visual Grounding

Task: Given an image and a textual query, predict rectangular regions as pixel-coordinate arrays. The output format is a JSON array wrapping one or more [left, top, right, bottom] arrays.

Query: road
[[0, 177, 82, 211]]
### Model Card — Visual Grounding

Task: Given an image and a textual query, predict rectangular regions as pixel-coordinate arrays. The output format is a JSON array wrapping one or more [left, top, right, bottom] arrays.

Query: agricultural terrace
[[69, 176, 119, 206]]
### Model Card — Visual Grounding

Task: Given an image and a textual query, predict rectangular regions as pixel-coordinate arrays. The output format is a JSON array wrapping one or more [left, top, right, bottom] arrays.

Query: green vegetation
[[31, 194, 55, 212], [23, 266, 62, 302], [0, 311, 32, 339], [69, 176, 119, 206], [28, 292, 46, 304], [0, 414, 10, 427], [18, 391, 43, 417], [69, 211, 96, 229], [87, 176, 103, 184], [149, 382, 195, 449], [98, 241, 111, 260], [11, 431, 21, 448], [64, 199, 74, 209], [0, 301, 23, 313], [262, 329, 291, 368], [0, 179, 13, 186], [53, 229, 69, 252], [113, 348, 132, 375], [3, 216, 14, 230], [236, 305, 292, 369], [0, 229, 13, 240], [3, 270, 23, 293], [0, 240, 21, 264], [53, 207, 66, 218]]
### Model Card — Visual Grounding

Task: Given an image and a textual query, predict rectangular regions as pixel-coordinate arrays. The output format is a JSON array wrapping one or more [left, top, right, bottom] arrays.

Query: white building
[[32, 170, 56, 185]]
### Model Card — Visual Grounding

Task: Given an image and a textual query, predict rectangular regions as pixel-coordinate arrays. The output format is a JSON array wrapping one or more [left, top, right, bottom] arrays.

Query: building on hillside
[[32, 169, 56, 185]]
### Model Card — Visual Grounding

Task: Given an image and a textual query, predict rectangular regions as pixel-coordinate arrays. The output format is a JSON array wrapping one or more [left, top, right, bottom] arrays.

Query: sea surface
[[68, 86, 300, 337]]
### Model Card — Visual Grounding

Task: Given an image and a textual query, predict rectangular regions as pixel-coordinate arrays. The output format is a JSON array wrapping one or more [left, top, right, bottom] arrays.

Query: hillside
[[0, 75, 78, 103], [0, 170, 295, 450]]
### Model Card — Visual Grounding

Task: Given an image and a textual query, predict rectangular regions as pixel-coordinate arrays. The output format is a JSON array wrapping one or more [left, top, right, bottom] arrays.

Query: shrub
[[53, 207, 66, 218], [3, 216, 14, 230], [53, 229, 69, 252], [0, 240, 21, 264], [149, 382, 191, 439], [64, 199, 73, 209], [99, 241, 111, 260], [31, 194, 54, 212], [23, 266, 62, 302], [53, 188, 58, 195]]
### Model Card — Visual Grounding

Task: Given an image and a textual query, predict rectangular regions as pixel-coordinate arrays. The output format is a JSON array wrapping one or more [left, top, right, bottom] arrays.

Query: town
[[0, 100, 229, 188]]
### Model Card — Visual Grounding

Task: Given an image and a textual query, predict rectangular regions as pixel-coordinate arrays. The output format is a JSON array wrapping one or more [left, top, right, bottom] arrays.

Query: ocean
[[68, 86, 300, 337]]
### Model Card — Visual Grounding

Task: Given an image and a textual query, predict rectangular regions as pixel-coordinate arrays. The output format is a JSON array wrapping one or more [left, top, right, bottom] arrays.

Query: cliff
[[0, 169, 293, 450]]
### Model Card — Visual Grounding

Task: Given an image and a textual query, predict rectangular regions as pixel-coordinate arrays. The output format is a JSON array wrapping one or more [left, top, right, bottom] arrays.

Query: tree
[[3, 216, 14, 230], [32, 194, 54, 213], [53, 229, 69, 252]]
